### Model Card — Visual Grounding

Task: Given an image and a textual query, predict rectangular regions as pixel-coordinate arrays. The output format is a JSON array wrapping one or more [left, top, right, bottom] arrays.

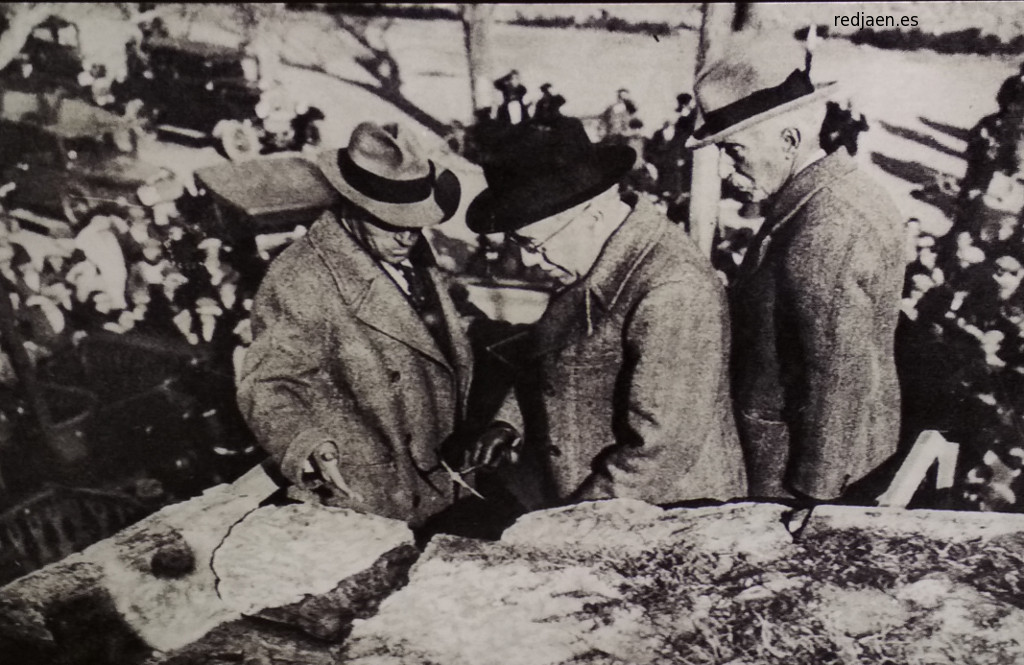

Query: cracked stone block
[[7, 490, 1024, 665], [0, 465, 414, 663], [212, 502, 413, 616], [142, 616, 344, 665], [802, 504, 1024, 542], [342, 534, 664, 665], [502, 499, 669, 553], [503, 500, 796, 563], [657, 501, 798, 564], [254, 543, 420, 642], [339, 499, 1024, 665]]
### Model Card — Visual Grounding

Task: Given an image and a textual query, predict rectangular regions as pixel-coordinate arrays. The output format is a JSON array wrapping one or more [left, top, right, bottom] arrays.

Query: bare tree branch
[[331, 13, 401, 94], [282, 57, 449, 138]]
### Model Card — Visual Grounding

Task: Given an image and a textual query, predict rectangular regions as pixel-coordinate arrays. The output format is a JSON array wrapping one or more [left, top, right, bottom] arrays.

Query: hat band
[[694, 68, 814, 140], [338, 150, 435, 204]]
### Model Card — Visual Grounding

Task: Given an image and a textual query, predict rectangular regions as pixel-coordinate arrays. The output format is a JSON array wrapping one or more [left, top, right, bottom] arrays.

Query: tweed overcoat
[[237, 210, 474, 526], [730, 149, 904, 500], [493, 199, 746, 509]]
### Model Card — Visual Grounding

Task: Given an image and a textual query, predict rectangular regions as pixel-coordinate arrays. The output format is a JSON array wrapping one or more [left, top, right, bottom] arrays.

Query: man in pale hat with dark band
[[464, 117, 746, 510], [688, 39, 904, 503], [238, 122, 483, 527]]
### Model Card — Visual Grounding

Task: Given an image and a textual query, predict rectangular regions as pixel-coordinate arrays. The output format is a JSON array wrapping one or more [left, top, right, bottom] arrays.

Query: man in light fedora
[[687, 39, 904, 504], [464, 116, 746, 510], [238, 122, 486, 527]]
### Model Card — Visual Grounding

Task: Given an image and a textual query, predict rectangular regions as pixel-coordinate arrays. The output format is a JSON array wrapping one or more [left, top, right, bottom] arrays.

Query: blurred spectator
[[494, 69, 529, 126], [674, 92, 698, 139], [960, 79, 1024, 205], [995, 61, 1024, 122], [820, 99, 869, 156], [600, 88, 638, 146], [644, 95, 696, 203], [533, 82, 566, 124], [74, 214, 129, 310]]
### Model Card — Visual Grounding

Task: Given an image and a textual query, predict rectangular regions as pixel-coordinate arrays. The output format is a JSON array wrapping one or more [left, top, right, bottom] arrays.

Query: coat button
[[412, 494, 421, 508], [547, 445, 562, 457], [389, 370, 401, 383], [543, 380, 556, 396]]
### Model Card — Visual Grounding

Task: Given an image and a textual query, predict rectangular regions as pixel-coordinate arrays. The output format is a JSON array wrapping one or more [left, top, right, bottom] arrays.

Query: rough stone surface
[[5, 493, 1024, 665], [213, 502, 413, 616], [0, 464, 413, 663], [341, 500, 1024, 665]]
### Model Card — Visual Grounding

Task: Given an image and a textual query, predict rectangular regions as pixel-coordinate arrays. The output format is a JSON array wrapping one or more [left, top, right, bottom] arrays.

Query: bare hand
[[311, 442, 365, 503], [465, 423, 523, 471]]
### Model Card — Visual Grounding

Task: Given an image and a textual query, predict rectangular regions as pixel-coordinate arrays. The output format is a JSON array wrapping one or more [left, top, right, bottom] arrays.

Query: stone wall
[[2, 468, 1023, 665]]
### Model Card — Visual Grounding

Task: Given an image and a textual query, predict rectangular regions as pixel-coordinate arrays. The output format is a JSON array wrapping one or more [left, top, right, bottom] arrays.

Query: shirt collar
[[795, 148, 828, 176]]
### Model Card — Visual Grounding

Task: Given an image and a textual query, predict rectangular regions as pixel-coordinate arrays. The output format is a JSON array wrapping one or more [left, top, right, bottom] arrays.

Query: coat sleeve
[[236, 267, 366, 487], [777, 193, 886, 500], [572, 280, 730, 503]]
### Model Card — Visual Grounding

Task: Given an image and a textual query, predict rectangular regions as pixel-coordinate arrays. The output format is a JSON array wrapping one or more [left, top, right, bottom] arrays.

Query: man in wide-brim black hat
[[689, 37, 904, 504], [462, 116, 747, 510], [238, 122, 508, 528]]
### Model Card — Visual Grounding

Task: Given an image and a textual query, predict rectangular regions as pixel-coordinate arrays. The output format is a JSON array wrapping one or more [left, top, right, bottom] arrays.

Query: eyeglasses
[[506, 201, 593, 255]]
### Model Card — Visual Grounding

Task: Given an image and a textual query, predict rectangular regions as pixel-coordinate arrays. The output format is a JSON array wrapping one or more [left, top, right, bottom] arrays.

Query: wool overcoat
[[236, 210, 474, 526], [493, 199, 747, 509], [730, 149, 904, 500]]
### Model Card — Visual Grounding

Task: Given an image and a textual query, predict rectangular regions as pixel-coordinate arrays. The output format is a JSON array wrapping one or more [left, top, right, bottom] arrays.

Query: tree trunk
[[461, 4, 496, 120]]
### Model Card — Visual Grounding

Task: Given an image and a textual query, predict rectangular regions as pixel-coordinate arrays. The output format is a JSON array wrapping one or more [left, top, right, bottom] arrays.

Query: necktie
[[397, 262, 454, 364], [398, 262, 429, 311]]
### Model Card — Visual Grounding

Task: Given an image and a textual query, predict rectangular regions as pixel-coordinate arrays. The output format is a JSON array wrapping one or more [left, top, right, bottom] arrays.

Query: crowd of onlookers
[[0, 205, 259, 378], [469, 71, 702, 222], [899, 62, 1024, 511], [0, 196, 271, 494], [5, 60, 1024, 510]]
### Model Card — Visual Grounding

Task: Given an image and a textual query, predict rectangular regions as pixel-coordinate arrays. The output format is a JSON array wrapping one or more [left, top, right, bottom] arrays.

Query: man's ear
[[781, 126, 802, 154]]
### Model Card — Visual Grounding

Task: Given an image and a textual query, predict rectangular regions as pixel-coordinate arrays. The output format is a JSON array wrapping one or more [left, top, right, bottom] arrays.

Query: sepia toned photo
[[1, 2, 1023, 663]]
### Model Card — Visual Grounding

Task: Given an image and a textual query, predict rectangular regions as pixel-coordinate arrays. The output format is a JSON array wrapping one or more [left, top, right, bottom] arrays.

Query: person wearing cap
[[675, 92, 698, 139], [237, 122, 480, 527], [646, 94, 697, 204], [600, 88, 639, 146], [687, 39, 904, 503], [463, 116, 746, 510], [494, 69, 529, 127], [533, 82, 566, 124]]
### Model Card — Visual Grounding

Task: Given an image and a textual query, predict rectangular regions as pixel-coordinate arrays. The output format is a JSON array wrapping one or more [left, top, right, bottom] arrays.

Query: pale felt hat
[[317, 122, 461, 228], [687, 38, 841, 149]]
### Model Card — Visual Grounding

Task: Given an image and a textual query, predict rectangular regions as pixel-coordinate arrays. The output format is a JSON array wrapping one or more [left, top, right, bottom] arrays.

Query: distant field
[[66, 3, 1024, 239]]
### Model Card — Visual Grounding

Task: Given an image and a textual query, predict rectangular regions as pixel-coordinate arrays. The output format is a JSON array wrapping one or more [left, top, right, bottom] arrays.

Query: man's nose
[[395, 230, 419, 246]]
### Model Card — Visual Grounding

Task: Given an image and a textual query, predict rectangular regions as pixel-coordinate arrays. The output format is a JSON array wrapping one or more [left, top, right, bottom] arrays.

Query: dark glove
[[464, 421, 522, 471]]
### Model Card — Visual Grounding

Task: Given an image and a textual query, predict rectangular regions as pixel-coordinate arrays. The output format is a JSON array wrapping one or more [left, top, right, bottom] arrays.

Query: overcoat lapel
[[735, 150, 859, 283], [307, 212, 454, 371], [354, 275, 452, 369], [532, 198, 664, 359]]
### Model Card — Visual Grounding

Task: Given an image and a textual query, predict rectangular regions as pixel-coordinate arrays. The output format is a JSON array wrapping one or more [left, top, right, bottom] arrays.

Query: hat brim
[[465, 145, 636, 235], [685, 81, 841, 150], [316, 149, 461, 228]]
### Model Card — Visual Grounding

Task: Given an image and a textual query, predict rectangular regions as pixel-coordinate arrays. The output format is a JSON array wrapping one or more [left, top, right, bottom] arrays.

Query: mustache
[[727, 173, 755, 190]]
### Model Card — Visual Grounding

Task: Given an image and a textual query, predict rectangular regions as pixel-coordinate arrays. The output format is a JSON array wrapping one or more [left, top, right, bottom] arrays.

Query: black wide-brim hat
[[466, 117, 635, 235]]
